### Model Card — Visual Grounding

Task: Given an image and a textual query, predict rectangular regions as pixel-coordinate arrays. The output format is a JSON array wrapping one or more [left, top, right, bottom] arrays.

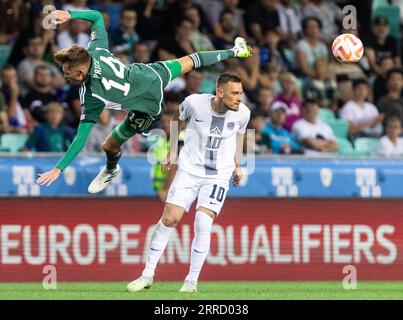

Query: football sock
[[188, 49, 235, 69], [142, 221, 175, 278], [185, 211, 214, 284], [105, 149, 122, 171]]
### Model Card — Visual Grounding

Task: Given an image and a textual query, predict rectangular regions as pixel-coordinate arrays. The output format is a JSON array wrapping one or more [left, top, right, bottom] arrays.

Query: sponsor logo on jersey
[[210, 127, 222, 135]]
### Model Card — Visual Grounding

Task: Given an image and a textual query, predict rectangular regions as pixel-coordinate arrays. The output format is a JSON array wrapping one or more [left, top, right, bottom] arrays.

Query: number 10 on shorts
[[209, 184, 226, 203]]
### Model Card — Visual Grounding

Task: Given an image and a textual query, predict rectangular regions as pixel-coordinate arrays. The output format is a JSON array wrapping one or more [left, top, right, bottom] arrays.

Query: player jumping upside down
[[127, 73, 251, 293], [36, 10, 252, 190]]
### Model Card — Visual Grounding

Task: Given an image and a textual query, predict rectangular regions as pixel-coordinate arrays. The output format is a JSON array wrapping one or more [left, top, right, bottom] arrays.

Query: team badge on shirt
[[90, 31, 96, 41], [227, 122, 235, 130]]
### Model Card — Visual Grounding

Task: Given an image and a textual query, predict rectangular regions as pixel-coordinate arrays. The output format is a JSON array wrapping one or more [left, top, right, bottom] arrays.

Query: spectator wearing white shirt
[[57, 20, 90, 50], [377, 116, 403, 157], [292, 99, 338, 155], [340, 79, 384, 139], [276, 0, 302, 47]]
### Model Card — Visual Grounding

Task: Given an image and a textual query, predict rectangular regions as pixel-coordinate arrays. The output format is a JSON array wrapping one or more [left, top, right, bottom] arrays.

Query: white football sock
[[185, 211, 214, 284], [142, 221, 174, 278]]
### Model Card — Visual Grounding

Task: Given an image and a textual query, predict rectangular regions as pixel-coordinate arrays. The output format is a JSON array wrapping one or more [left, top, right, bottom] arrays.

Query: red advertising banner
[[0, 198, 402, 282]]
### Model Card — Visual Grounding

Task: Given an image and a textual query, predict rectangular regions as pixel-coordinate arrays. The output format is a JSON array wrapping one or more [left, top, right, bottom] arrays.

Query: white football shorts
[[166, 169, 229, 215]]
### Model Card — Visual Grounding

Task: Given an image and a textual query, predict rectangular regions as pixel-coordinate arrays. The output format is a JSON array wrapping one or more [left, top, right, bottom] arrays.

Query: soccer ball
[[331, 33, 364, 63]]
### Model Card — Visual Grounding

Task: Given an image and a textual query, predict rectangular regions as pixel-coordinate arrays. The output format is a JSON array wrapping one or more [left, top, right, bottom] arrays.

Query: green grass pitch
[[0, 282, 402, 300]]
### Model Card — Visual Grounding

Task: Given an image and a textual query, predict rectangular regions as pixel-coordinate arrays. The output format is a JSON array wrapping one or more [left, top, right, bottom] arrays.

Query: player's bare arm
[[232, 132, 244, 187]]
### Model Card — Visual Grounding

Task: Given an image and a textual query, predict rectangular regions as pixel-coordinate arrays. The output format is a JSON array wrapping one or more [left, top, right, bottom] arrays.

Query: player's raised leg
[[163, 37, 252, 81], [127, 203, 186, 292], [180, 208, 215, 293]]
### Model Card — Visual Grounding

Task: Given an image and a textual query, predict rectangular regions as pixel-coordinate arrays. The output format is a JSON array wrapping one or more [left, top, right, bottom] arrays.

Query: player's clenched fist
[[52, 10, 71, 25]]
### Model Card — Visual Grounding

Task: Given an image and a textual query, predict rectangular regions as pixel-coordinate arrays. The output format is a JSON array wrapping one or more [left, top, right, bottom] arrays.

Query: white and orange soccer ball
[[331, 33, 364, 63]]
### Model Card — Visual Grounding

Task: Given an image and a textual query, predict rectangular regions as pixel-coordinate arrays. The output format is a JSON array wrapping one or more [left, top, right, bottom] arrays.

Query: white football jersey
[[178, 93, 250, 180]]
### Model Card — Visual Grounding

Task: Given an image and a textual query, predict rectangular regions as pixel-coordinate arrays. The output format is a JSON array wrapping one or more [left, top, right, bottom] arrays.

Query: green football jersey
[[78, 13, 166, 124]]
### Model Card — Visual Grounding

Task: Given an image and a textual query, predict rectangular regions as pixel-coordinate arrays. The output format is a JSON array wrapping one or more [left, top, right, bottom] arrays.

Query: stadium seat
[[326, 119, 349, 139], [0, 44, 12, 69], [283, 48, 297, 71], [373, 5, 401, 40], [334, 137, 356, 156], [318, 108, 335, 123], [354, 137, 380, 156], [372, 0, 390, 12], [0, 133, 29, 152]]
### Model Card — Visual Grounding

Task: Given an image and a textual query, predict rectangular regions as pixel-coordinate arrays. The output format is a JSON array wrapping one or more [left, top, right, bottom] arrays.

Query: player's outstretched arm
[[52, 9, 104, 28], [36, 122, 95, 186]]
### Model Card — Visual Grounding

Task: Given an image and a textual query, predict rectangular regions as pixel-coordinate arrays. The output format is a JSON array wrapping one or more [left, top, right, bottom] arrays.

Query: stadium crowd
[[0, 0, 403, 157]]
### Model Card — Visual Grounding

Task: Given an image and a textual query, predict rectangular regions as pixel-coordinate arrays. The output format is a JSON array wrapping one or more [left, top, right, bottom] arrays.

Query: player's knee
[[162, 216, 180, 228]]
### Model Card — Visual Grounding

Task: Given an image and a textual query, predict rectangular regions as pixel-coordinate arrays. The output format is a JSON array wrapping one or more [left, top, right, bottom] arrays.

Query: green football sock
[[188, 49, 235, 69]]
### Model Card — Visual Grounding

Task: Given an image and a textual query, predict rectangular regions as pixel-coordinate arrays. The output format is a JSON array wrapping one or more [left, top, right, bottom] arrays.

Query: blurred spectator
[[163, 91, 183, 113], [248, 112, 270, 154], [0, 92, 10, 133], [131, 41, 151, 64], [62, 0, 89, 11], [65, 84, 81, 128], [23, 102, 75, 152], [365, 16, 401, 77], [340, 79, 383, 138], [377, 116, 403, 157], [377, 68, 403, 126], [7, 11, 60, 66], [302, 59, 338, 110], [62, 0, 91, 32], [259, 101, 302, 154], [227, 46, 260, 99], [373, 57, 394, 104], [162, 0, 208, 37], [179, 69, 204, 99], [302, 0, 342, 43], [253, 87, 275, 118], [185, 5, 215, 52], [296, 17, 328, 78], [247, 0, 281, 45], [0, 0, 29, 44], [292, 99, 338, 155], [259, 29, 289, 72], [23, 65, 58, 125], [213, 10, 238, 50], [57, 19, 90, 50], [17, 36, 65, 96], [208, 0, 247, 39], [110, 7, 140, 55], [1, 65, 27, 133], [276, 0, 302, 47], [274, 72, 302, 131], [157, 18, 195, 61], [82, 109, 116, 154], [258, 62, 281, 91]]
